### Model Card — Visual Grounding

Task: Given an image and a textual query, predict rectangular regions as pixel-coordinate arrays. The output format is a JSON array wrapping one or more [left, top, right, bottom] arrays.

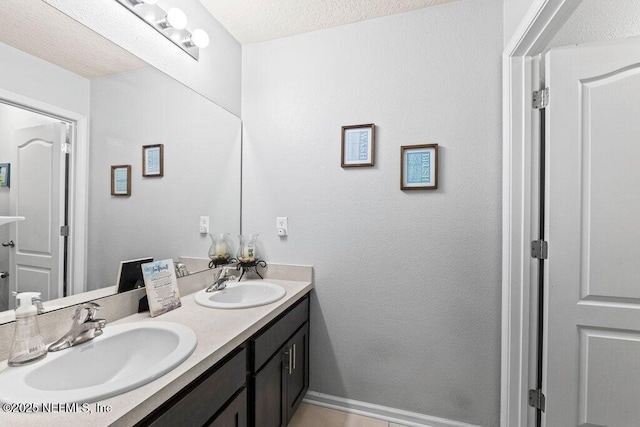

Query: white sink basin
[[0, 321, 197, 404], [195, 280, 286, 309]]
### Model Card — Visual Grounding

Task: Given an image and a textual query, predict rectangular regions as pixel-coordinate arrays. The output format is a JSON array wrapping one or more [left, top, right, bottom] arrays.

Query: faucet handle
[[73, 302, 101, 322]]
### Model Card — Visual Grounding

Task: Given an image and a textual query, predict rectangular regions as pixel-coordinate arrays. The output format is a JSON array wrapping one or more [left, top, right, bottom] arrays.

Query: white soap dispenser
[[8, 292, 47, 366]]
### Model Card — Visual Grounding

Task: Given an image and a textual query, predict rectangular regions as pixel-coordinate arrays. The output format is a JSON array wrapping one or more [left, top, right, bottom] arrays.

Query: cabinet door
[[253, 351, 285, 427], [284, 323, 309, 424], [208, 388, 247, 427]]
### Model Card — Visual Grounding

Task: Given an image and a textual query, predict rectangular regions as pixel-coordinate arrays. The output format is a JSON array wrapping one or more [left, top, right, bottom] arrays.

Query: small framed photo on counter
[[141, 259, 182, 317], [401, 144, 438, 190], [111, 165, 131, 196], [143, 144, 164, 177], [341, 123, 375, 167]]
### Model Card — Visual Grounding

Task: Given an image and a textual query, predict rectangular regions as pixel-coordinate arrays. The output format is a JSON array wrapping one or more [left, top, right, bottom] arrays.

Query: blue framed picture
[[143, 144, 164, 177], [341, 123, 375, 167], [111, 165, 131, 196], [401, 144, 438, 190], [0, 163, 9, 188]]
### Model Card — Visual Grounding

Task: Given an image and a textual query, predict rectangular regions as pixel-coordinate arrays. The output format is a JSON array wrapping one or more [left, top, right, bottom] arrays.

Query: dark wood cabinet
[[137, 293, 310, 427], [138, 347, 247, 427], [284, 323, 308, 425], [251, 295, 310, 427], [208, 389, 247, 427]]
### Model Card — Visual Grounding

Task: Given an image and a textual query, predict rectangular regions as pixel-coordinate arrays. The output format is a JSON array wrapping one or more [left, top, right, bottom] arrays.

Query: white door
[[545, 37, 640, 427], [9, 123, 66, 305]]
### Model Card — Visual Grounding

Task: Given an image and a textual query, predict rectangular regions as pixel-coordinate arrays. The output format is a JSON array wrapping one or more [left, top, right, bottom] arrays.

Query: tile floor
[[288, 403, 408, 427]]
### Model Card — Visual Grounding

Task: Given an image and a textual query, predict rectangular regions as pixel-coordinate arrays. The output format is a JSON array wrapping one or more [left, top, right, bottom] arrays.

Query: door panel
[[545, 36, 640, 427], [9, 123, 65, 303]]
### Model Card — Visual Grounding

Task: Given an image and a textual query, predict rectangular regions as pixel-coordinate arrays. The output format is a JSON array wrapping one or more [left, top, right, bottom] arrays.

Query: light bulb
[[165, 8, 187, 30], [189, 29, 210, 48]]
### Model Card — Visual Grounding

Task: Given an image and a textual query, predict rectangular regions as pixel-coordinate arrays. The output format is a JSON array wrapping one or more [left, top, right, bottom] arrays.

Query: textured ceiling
[[0, 0, 147, 79], [199, 0, 458, 44]]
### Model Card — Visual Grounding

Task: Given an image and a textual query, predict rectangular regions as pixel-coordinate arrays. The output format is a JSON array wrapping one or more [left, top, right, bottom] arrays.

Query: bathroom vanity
[[139, 293, 310, 426], [0, 268, 312, 427]]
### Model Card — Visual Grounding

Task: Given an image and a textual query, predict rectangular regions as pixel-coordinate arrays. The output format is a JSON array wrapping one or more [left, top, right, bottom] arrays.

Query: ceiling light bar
[[115, 0, 209, 60]]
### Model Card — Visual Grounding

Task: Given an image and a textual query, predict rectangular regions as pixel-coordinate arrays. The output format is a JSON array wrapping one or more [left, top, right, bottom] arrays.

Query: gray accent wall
[[241, 0, 503, 425]]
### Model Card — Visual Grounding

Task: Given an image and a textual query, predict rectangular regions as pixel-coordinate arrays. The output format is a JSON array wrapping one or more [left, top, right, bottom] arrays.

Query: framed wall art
[[0, 163, 10, 188], [341, 123, 375, 167], [143, 144, 164, 177], [401, 144, 438, 190], [111, 165, 131, 196]]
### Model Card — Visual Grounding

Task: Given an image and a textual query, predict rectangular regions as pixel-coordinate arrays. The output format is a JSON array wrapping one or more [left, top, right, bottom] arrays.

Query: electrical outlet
[[199, 216, 209, 234], [276, 217, 288, 236]]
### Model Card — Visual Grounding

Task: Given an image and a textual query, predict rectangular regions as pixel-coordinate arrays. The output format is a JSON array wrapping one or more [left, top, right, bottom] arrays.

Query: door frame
[[501, 1, 582, 426], [0, 86, 88, 299]]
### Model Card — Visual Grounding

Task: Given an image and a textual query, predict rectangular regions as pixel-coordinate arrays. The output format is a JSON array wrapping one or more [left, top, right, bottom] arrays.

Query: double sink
[[0, 280, 286, 405]]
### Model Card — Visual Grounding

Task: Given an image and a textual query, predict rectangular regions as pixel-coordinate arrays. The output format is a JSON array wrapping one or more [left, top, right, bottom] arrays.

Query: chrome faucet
[[206, 264, 240, 292], [48, 302, 107, 352]]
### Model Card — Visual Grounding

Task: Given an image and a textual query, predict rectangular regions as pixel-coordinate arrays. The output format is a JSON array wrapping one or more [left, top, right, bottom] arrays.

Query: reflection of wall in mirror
[[87, 66, 241, 291], [0, 42, 90, 311]]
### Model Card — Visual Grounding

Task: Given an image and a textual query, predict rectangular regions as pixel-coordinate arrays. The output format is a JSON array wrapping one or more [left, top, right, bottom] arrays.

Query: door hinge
[[532, 88, 549, 109], [60, 225, 69, 237], [61, 142, 71, 154], [531, 240, 548, 259], [528, 389, 546, 412]]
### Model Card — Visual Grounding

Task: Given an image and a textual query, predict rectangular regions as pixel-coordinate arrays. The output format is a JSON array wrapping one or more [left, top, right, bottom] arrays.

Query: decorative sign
[[341, 124, 375, 167], [141, 259, 182, 317], [401, 144, 438, 190], [143, 144, 164, 177], [0, 163, 9, 188], [111, 165, 131, 196]]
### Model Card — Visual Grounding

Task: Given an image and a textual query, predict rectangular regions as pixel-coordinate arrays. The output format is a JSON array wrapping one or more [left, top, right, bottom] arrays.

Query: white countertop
[[0, 278, 312, 426]]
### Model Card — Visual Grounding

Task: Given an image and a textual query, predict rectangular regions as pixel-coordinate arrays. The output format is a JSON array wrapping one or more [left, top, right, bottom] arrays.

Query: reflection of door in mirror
[[0, 103, 71, 311]]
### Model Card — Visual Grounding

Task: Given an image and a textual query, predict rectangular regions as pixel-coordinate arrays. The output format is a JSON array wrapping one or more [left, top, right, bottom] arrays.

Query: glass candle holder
[[208, 233, 232, 263], [237, 234, 259, 263]]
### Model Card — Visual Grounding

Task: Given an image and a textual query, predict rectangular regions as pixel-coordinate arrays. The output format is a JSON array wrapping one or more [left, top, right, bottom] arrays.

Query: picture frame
[[111, 165, 131, 196], [0, 163, 10, 188], [341, 123, 375, 167], [142, 144, 164, 177], [401, 144, 438, 190]]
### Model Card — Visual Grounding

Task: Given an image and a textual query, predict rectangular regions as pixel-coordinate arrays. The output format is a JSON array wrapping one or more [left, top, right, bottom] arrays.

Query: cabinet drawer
[[251, 295, 309, 372], [208, 388, 247, 427], [146, 347, 247, 427]]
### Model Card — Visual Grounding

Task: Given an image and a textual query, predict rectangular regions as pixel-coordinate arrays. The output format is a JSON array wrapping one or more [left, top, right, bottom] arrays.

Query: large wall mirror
[[0, 0, 241, 320]]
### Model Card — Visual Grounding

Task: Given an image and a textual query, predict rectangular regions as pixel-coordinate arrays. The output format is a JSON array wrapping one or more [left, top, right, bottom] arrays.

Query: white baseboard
[[302, 391, 480, 427]]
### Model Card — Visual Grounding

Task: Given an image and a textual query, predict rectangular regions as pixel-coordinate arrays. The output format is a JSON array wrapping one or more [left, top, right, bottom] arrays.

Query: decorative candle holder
[[208, 233, 233, 269], [237, 234, 266, 280]]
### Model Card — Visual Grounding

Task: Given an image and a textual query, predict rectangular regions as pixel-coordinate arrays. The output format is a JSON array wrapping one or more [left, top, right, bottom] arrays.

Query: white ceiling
[[0, 0, 147, 79], [199, 0, 458, 44]]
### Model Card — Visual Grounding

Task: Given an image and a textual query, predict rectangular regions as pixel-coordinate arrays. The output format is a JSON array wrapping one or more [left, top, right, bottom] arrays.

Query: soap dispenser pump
[[8, 292, 47, 366]]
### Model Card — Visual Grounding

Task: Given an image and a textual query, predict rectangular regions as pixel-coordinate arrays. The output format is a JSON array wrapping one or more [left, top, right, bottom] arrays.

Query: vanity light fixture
[[157, 8, 187, 30], [184, 29, 210, 48], [128, 0, 158, 5], [115, 0, 209, 60]]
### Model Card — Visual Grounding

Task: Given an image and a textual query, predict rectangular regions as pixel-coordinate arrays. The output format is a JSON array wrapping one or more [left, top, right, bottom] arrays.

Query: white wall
[[0, 42, 89, 309], [548, 0, 640, 49], [0, 43, 90, 115], [504, 0, 533, 46], [87, 66, 241, 289], [45, 0, 242, 116], [242, 0, 503, 425]]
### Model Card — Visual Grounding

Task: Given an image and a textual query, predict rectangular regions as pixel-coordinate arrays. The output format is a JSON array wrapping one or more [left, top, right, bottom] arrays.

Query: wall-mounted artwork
[[0, 163, 10, 187], [143, 144, 164, 177], [111, 165, 131, 196], [401, 144, 438, 190], [341, 123, 375, 167]]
